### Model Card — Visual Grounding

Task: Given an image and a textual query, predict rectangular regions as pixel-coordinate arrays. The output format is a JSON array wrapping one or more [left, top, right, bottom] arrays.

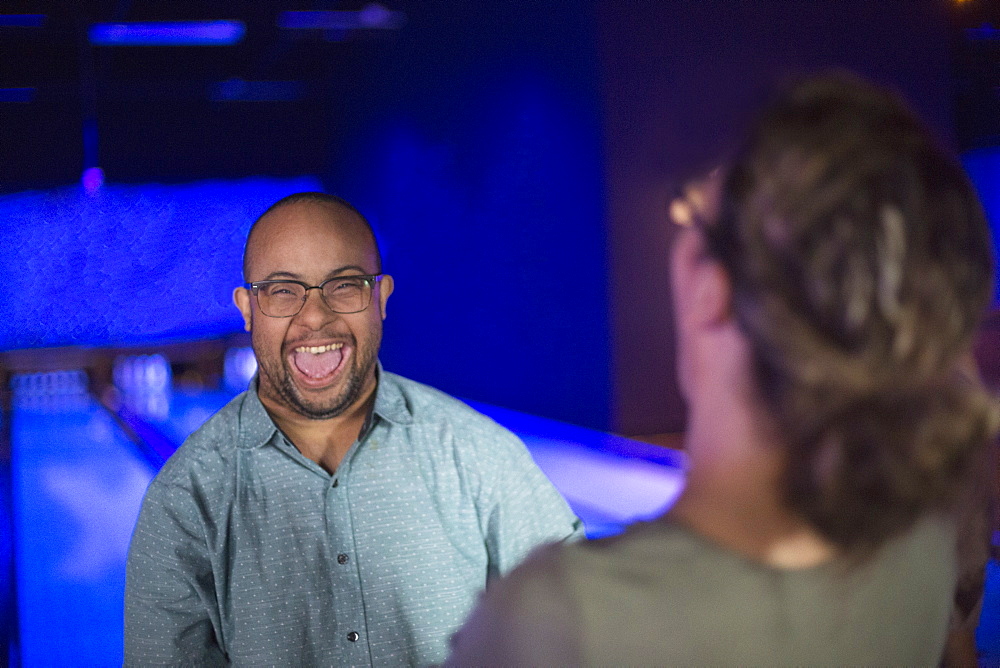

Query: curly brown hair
[[704, 72, 1000, 553]]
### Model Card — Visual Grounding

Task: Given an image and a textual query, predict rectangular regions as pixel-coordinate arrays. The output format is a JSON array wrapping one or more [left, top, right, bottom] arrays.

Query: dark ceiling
[[1, 1, 999, 195], [950, 0, 1000, 151], [0, 1, 402, 193]]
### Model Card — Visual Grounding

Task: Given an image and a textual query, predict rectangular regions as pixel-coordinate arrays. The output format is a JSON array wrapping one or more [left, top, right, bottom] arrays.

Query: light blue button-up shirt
[[125, 368, 582, 666]]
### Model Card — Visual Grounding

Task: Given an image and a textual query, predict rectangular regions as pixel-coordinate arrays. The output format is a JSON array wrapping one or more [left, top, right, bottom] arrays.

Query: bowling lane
[[465, 400, 686, 537], [109, 350, 688, 537], [11, 372, 157, 667], [19, 364, 1000, 661], [8, 363, 685, 665]]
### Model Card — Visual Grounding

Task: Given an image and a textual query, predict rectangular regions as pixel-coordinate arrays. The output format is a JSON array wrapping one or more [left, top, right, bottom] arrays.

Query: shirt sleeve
[[124, 478, 227, 666], [475, 427, 584, 578], [445, 544, 581, 666]]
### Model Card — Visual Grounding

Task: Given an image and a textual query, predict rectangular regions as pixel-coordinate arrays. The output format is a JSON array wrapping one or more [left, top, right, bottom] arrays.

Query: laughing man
[[124, 192, 582, 666]]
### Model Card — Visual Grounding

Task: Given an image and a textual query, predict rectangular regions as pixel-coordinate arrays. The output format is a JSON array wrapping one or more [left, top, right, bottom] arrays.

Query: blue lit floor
[[8, 377, 685, 666], [977, 561, 1000, 665], [11, 378, 1000, 665], [465, 400, 686, 538], [11, 382, 156, 667]]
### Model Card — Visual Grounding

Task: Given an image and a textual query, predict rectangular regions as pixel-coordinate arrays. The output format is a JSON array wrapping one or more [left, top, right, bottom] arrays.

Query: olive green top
[[448, 513, 957, 666]]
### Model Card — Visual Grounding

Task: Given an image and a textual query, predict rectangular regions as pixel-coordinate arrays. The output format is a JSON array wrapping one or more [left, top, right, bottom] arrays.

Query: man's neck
[[261, 379, 377, 475]]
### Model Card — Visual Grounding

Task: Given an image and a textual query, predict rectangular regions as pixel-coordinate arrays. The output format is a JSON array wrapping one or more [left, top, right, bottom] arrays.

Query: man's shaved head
[[242, 192, 382, 281]]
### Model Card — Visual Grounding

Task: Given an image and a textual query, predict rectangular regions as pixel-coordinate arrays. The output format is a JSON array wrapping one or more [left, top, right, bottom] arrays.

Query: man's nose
[[296, 287, 338, 325]]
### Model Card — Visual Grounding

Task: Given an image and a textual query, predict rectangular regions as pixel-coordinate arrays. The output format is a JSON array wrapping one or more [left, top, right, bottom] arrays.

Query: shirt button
[[347, 631, 359, 642], [332, 479, 339, 487], [337, 553, 349, 565]]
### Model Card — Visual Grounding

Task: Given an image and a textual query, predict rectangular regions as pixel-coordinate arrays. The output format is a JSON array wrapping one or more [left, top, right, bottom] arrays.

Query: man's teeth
[[295, 343, 344, 354]]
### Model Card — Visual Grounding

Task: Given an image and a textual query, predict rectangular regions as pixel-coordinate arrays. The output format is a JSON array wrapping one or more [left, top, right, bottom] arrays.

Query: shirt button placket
[[326, 463, 369, 661]]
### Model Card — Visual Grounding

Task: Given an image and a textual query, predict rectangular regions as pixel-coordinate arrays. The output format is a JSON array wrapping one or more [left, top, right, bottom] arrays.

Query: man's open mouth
[[290, 342, 345, 380]]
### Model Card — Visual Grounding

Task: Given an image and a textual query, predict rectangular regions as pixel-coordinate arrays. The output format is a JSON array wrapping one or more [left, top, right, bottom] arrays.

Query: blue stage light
[[963, 147, 1000, 304], [966, 23, 1000, 41], [0, 14, 45, 27], [81, 167, 104, 194], [89, 20, 245, 46], [0, 87, 34, 103], [278, 5, 405, 31], [210, 79, 304, 102]]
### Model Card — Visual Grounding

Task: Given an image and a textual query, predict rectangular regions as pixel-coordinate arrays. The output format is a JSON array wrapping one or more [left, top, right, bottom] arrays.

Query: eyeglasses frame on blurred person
[[669, 167, 723, 230]]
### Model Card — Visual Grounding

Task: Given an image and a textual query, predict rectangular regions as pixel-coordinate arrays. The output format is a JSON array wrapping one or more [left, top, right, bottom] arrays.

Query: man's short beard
[[274, 361, 369, 420], [255, 337, 379, 421]]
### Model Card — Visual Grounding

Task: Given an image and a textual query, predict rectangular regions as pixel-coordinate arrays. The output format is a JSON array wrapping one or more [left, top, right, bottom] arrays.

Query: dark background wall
[[326, 1, 611, 429], [0, 1, 613, 430], [3, 2, 1000, 663], [1, 0, 995, 436], [598, 0, 957, 435]]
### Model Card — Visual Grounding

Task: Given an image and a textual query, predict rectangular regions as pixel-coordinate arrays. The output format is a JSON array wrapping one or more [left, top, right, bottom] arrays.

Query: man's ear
[[233, 286, 252, 332], [377, 275, 394, 320]]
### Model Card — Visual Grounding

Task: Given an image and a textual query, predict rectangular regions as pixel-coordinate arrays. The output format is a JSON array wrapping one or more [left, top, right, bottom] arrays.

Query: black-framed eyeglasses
[[245, 274, 384, 318]]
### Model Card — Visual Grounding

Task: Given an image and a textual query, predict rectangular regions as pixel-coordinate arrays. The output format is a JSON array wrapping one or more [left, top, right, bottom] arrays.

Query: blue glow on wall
[[963, 147, 1000, 303], [0, 176, 321, 351], [331, 2, 611, 429], [0, 88, 34, 103], [346, 73, 610, 429], [0, 14, 45, 28], [210, 79, 304, 102], [278, 8, 406, 31]]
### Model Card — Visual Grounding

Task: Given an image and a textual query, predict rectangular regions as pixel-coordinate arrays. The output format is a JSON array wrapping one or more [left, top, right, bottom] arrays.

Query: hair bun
[[781, 371, 999, 551]]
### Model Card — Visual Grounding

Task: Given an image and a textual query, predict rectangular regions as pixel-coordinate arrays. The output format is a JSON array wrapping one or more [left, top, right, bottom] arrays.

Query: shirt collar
[[237, 380, 279, 450], [237, 361, 413, 450], [371, 362, 414, 426]]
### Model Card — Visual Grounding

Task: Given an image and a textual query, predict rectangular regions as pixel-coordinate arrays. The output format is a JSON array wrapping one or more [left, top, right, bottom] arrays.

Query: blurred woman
[[446, 73, 999, 665]]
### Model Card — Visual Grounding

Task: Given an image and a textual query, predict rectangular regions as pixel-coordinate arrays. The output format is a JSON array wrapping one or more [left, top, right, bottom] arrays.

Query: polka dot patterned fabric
[[125, 368, 582, 666]]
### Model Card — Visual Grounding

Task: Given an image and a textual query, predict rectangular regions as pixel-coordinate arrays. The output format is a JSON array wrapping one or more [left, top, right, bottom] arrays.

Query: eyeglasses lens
[[256, 278, 372, 317], [321, 278, 370, 313]]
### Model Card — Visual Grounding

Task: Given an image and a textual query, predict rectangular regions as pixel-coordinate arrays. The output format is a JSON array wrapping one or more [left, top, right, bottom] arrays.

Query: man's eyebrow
[[260, 271, 302, 281], [258, 266, 371, 282], [325, 265, 370, 278]]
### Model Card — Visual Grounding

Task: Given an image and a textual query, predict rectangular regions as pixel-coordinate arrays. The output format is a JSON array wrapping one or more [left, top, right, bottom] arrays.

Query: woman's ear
[[672, 228, 733, 330], [693, 254, 733, 327]]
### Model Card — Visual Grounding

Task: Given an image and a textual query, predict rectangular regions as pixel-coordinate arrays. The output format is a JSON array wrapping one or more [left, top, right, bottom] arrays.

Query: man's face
[[234, 201, 393, 420]]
